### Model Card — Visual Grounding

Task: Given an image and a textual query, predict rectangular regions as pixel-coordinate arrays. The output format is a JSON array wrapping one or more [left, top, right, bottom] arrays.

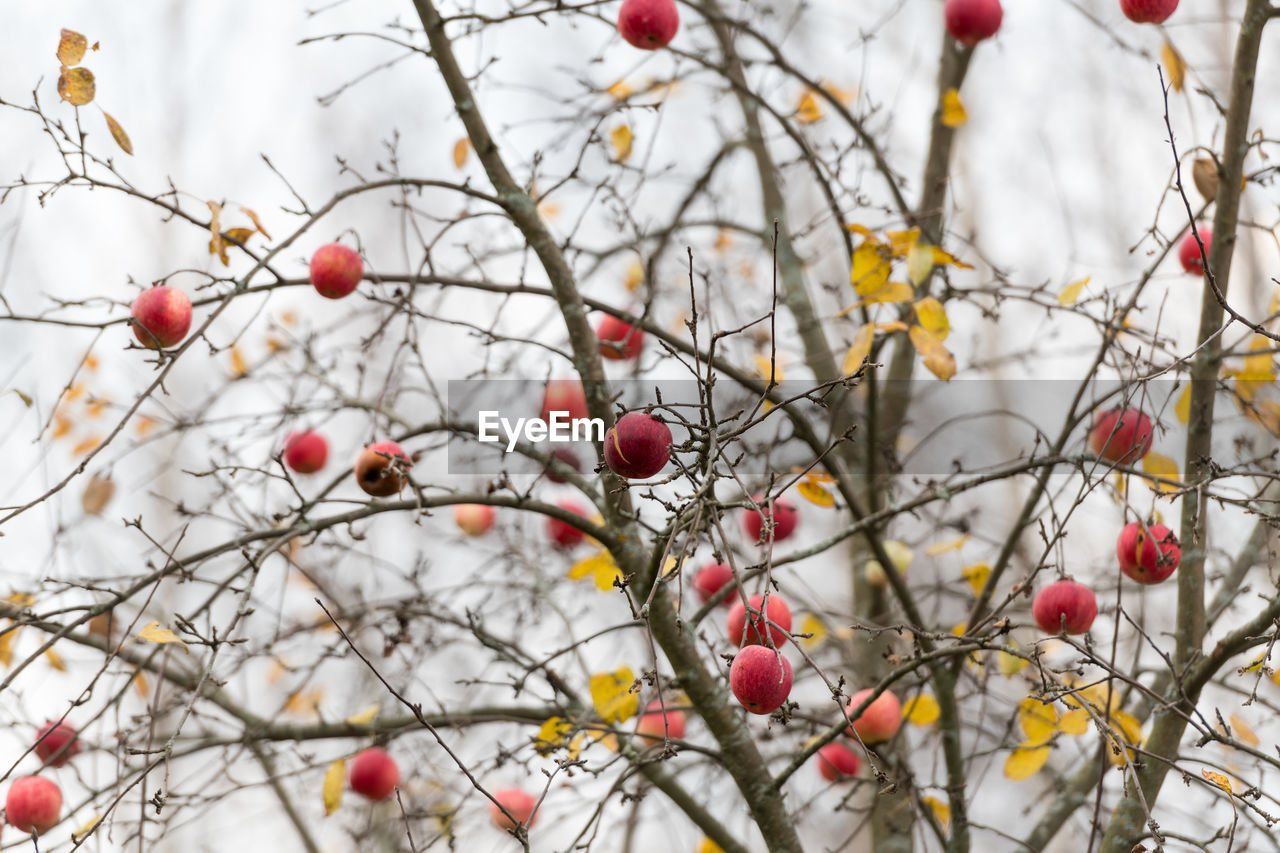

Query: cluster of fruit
[[940, 0, 1177, 46], [1, 721, 80, 838]]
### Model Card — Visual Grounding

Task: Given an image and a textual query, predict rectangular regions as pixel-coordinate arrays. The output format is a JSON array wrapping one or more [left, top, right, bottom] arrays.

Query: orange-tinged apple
[[5, 776, 61, 834], [354, 441, 411, 497], [489, 788, 538, 831], [454, 503, 496, 536], [844, 689, 902, 745]]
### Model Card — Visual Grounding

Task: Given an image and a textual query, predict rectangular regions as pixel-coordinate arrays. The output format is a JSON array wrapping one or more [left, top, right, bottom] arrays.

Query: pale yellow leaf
[[45, 648, 66, 672], [926, 535, 969, 556], [1162, 41, 1186, 93], [961, 562, 990, 596], [610, 124, 634, 163], [345, 704, 380, 726], [71, 814, 101, 844], [850, 241, 892, 294], [57, 66, 95, 106], [909, 325, 957, 381], [241, 207, 273, 240], [1228, 714, 1260, 746], [1058, 709, 1089, 736], [71, 435, 101, 456], [797, 613, 828, 650], [606, 79, 634, 100], [133, 670, 150, 698], [1004, 743, 1050, 780], [136, 620, 187, 649], [753, 354, 784, 382], [856, 281, 915, 306], [907, 243, 934, 286], [902, 693, 940, 726], [590, 667, 638, 724], [941, 88, 967, 128], [1141, 453, 1180, 494], [914, 297, 950, 341], [207, 200, 226, 265], [1058, 277, 1090, 306], [323, 759, 346, 816], [1175, 384, 1192, 425], [0, 626, 20, 667], [104, 112, 133, 155], [998, 648, 1027, 676], [842, 324, 874, 375]]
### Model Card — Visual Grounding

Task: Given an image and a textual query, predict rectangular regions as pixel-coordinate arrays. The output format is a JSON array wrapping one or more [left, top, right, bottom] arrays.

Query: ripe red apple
[[454, 503, 496, 536], [1178, 227, 1210, 274], [1120, 0, 1177, 24], [354, 441, 412, 497], [547, 500, 590, 549], [1117, 521, 1181, 584], [540, 379, 590, 423], [635, 700, 686, 743], [348, 747, 400, 801], [33, 721, 80, 768], [693, 562, 734, 604], [596, 315, 645, 361], [489, 788, 538, 831], [283, 430, 328, 474], [309, 243, 363, 299], [726, 593, 793, 648], [617, 0, 679, 49], [944, 0, 1003, 46], [5, 776, 61, 835], [844, 689, 902, 745], [603, 412, 672, 479], [816, 742, 862, 782], [1088, 407, 1154, 464], [130, 286, 192, 349], [544, 447, 582, 483], [729, 645, 793, 715], [1032, 579, 1098, 635], [742, 496, 799, 543]]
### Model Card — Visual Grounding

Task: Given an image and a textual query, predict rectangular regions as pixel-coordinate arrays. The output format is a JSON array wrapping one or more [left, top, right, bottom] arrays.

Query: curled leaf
[[104, 112, 133, 155]]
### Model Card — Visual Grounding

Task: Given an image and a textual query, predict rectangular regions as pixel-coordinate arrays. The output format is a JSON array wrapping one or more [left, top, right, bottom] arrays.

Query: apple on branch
[[309, 243, 363, 299], [131, 286, 192, 349]]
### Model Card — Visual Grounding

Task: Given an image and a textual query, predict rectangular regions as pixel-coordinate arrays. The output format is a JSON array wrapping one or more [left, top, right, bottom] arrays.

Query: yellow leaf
[[345, 704, 380, 726], [1201, 769, 1232, 794], [1175, 384, 1192, 424], [753, 354, 784, 382], [610, 124, 634, 163], [624, 261, 644, 292], [1141, 453, 1180, 494], [135, 415, 157, 436], [876, 321, 910, 333], [1004, 743, 1050, 780], [909, 325, 957, 381], [941, 88, 967, 128], [885, 229, 920, 257], [103, 112, 133, 155], [1105, 710, 1144, 766], [998, 647, 1027, 676], [907, 243, 934, 286], [930, 246, 972, 269], [0, 626, 20, 667], [923, 795, 950, 829], [796, 477, 835, 508], [241, 207, 273, 239], [224, 227, 254, 246], [534, 716, 574, 755], [842, 324, 874, 375], [136, 620, 187, 649], [797, 612, 828, 650], [961, 563, 990, 596], [1228, 714, 1260, 746], [903, 693, 940, 726], [850, 241, 892, 294], [323, 759, 346, 816], [568, 550, 623, 592], [1018, 698, 1058, 743], [452, 137, 470, 169], [57, 66, 96, 106], [57, 29, 88, 66], [45, 648, 66, 672], [71, 435, 101, 456], [1058, 276, 1090, 306], [606, 79, 634, 100], [71, 814, 101, 844], [1162, 41, 1186, 93], [1058, 709, 1089, 735], [794, 91, 823, 124], [855, 281, 915, 307], [133, 670, 150, 698], [926, 535, 969, 556], [698, 839, 726, 853], [590, 667, 638, 724], [914, 297, 950, 341]]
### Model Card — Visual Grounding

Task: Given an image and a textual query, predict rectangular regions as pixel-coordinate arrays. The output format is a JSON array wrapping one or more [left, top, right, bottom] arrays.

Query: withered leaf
[[57, 66, 96, 106], [103, 112, 132, 155], [57, 29, 88, 67]]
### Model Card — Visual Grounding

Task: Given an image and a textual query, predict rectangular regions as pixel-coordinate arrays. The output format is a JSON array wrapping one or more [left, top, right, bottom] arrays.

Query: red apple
[[726, 593, 792, 648], [130, 286, 192, 349], [544, 447, 582, 483], [1117, 521, 1181, 584], [1120, 0, 1177, 24], [596, 315, 645, 360], [635, 700, 686, 743], [1032, 579, 1098, 635], [816, 742, 862, 782], [944, 0, 1003, 46], [283, 430, 328, 474], [1178, 227, 1210, 274], [603, 412, 672, 479], [454, 503, 496, 536], [547, 500, 590, 549], [729, 645, 793, 715], [348, 747, 400, 801], [33, 721, 80, 768], [354, 441, 411, 497], [693, 562, 734, 604], [309, 243, 363, 299], [1088, 407, 1153, 464], [5, 777, 61, 835], [541, 379, 590, 424], [617, 0, 679, 49], [844, 689, 902, 745], [742, 495, 799, 543], [489, 788, 538, 831]]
